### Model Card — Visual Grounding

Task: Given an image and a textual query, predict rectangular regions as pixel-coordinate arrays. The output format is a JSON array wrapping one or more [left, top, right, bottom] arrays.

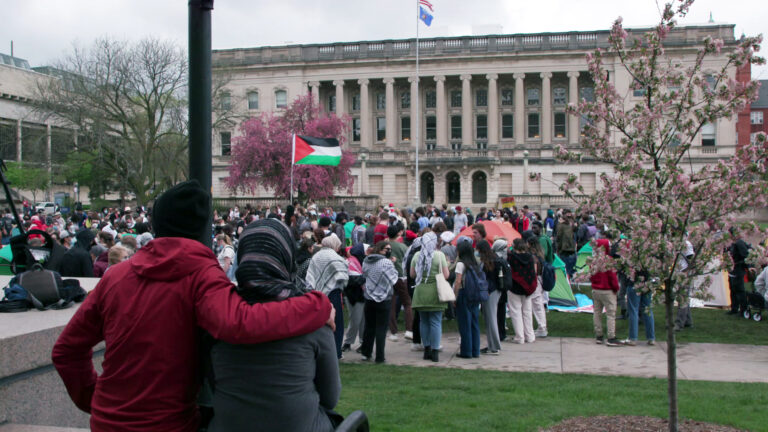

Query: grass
[[335, 364, 768, 431]]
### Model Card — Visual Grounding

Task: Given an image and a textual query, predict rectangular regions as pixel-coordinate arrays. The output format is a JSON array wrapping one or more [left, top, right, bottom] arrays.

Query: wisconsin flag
[[292, 134, 342, 166], [419, 6, 433, 26]]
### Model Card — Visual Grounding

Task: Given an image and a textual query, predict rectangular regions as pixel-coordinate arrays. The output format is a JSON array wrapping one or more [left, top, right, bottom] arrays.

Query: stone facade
[[212, 25, 742, 211]]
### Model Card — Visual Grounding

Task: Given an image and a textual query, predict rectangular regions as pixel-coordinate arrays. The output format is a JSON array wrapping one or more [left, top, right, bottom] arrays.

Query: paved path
[[341, 333, 768, 384]]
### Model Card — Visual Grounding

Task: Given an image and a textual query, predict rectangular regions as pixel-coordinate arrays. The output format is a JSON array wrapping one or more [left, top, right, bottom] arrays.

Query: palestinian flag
[[292, 134, 341, 166]]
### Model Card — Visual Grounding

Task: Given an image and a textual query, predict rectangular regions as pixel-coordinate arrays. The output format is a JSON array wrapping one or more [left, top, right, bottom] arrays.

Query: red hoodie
[[590, 238, 619, 293], [52, 237, 331, 432]]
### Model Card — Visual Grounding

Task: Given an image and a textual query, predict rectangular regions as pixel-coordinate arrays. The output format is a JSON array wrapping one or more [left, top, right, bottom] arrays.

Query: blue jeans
[[456, 291, 480, 357], [418, 310, 442, 350], [561, 253, 577, 278], [626, 284, 655, 341]]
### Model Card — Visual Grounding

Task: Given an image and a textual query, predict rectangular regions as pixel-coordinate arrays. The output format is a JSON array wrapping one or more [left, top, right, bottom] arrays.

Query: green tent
[[0, 245, 13, 276], [574, 242, 593, 273], [548, 254, 577, 307]]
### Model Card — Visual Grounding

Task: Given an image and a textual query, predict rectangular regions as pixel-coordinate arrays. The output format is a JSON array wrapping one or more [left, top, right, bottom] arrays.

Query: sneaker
[[410, 343, 424, 352], [339, 354, 344, 360], [605, 338, 624, 347], [647, 340, 656, 346], [355, 346, 363, 354], [404, 331, 413, 340], [480, 348, 500, 355], [622, 339, 637, 346], [342, 344, 351, 352], [535, 329, 548, 338], [595, 336, 604, 344], [388, 334, 399, 342], [480, 347, 490, 354], [361, 355, 371, 361]]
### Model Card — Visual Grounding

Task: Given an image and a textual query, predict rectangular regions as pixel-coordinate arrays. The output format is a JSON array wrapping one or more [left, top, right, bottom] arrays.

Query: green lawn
[[336, 364, 768, 431]]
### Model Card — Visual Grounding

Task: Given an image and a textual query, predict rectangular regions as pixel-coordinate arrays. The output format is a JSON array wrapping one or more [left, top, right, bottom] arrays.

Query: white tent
[[693, 270, 731, 307]]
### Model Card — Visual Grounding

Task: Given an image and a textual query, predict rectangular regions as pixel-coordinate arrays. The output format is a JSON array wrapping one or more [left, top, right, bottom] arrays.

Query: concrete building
[[213, 24, 744, 211]]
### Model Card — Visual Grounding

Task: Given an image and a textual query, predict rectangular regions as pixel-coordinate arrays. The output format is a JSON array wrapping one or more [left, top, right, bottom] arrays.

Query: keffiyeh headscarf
[[414, 232, 438, 286], [235, 219, 306, 303], [492, 239, 509, 259]]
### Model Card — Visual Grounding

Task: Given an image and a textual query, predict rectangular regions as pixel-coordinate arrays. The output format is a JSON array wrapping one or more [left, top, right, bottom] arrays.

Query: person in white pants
[[506, 238, 538, 344], [525, 232, 548, 338]]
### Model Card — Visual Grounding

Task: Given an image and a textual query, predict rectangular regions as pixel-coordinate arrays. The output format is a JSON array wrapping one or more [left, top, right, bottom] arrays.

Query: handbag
[[435, 253, 456, 302]]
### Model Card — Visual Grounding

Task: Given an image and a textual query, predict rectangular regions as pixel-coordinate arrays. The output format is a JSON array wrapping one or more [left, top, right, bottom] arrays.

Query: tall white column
[[358, 79, 371, 148], [408, 76, 419, 150], [568, 71, 580, 145], [384, 77, 396, 147], [333, 80, 345, 116], [434, 75, 447, 148], [514, 73, 526, 145], [309, 81, 320, 106], [461, 74, 472, 149], [486, 73, 499, 146], [541, 72, 553, 145]]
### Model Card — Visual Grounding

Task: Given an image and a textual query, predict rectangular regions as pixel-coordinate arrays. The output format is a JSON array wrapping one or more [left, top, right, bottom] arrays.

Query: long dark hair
[[457, 241, 478, 273], [476, 239, 496, 271]]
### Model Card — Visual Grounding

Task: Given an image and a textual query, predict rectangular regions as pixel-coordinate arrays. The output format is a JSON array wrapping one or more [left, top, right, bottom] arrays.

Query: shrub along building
[[212, 24, 751, 210]]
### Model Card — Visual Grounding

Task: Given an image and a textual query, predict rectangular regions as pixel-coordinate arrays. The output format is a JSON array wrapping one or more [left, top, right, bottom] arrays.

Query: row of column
[[308, 71, 583, 148]]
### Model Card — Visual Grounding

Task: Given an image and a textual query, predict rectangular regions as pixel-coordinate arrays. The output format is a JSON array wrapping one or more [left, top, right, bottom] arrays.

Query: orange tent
[[452, 220, 521, 245]]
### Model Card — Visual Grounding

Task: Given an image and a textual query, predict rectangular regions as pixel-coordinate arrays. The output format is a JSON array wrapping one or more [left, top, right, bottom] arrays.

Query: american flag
[[419, 0, 433, 12]]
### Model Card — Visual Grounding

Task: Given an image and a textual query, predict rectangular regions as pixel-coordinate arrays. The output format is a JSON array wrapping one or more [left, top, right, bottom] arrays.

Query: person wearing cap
[[453, 206, 468, 235], [52, 180, 334, 432]]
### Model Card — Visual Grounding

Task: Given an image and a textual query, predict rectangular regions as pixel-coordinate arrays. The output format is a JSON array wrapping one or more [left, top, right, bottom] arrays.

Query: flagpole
[[290, 133, 296, 205], [414, 0, 420, 206]]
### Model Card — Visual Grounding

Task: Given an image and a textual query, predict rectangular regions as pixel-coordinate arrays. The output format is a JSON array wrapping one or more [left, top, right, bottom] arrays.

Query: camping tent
[[574, 242, 592, 273], [453, 220, 521, 245], [0, 245, 12, 275], [694, 270, 731, 307], [548, 254, 577, 307]]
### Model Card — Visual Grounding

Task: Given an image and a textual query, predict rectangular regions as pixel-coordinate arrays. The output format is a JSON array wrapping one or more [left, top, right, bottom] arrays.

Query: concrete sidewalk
[[341, 333, 768, 384]]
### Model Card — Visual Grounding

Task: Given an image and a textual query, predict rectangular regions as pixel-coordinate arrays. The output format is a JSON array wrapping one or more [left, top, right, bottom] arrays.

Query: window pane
[[352, 93, 360, 111], [220, 132, 231, 156], [476, 89, 487, 107], [275, 90, 287, 108], [247, 92, 259, 109], [451, 115, 462, 139], [376, 93, 385, 110], [553, 87, 567, 105], [425, 91, 436, 108], [377, 117, 386, 141], [501, 88, 514, 106], [426, 116, 436, 140], [401, 92, 411, 109], [528, 113, 540, 138], [328, 95, 336, 112], [702, 122, 715, 146], [476, 115, 487, 139], [451, 90, 462, 108], [632, 80, 646, 97], [554, 112, 566, 138], [220, 93, 231, 110], [527, 88, 540, 106], [352, 118, 361, 141], [502, 114, 514, 138], [401, 117, 411, 141], [580, 87, 594, 102]]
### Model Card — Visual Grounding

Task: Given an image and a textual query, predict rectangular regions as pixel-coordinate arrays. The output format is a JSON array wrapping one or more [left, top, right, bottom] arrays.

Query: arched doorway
[[472, 171, 487, 204], [420, 172, 434, 204], [446, 171, 461, 204]]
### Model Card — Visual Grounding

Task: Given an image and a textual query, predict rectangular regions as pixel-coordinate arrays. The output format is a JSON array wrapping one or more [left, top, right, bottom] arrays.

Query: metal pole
[[414, 0, 420, 206], [188, 0, 214, 247]]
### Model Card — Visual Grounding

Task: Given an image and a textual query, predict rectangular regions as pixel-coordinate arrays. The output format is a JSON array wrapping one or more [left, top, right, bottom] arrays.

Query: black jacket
[[60, 230, 95, 277]]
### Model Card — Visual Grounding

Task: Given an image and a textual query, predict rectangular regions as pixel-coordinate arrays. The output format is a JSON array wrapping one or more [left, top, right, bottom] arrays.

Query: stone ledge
[[0, 424, 88, 431]]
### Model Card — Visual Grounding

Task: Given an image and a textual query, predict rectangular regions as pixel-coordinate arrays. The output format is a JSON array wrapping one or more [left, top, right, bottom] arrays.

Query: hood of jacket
[[509, 251, 534, 266], [75, 229, 95, 250], [130, 237, 218, 281]]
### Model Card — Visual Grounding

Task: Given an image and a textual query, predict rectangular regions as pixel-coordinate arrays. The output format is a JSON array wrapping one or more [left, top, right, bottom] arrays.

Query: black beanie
[[153, 180, 211, 243]]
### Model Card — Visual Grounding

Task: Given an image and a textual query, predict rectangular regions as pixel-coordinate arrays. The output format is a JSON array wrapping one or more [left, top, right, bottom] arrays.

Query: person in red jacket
[[591, 235, 622, 347], [52, 180, 334, 432]]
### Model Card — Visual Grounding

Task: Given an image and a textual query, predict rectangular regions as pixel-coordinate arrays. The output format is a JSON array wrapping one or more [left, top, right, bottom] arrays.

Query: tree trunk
[[665, 280, 678, 432]]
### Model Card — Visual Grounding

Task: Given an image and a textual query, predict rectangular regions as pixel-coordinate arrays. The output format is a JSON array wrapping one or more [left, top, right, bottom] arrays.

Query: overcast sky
[[2, 0, 766, 78]]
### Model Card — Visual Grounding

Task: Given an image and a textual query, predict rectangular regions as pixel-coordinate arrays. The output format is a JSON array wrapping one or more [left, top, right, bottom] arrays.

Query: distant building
[[749, 79, 768, 144]]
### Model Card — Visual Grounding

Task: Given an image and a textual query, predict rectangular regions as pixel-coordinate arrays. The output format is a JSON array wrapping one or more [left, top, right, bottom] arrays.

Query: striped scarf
[[415, 232, 437, 286]]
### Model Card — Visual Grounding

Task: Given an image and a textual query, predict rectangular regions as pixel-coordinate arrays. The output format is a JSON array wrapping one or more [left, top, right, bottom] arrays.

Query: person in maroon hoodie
[[52, 180, 334, 432], [591, 235, 623, 347]]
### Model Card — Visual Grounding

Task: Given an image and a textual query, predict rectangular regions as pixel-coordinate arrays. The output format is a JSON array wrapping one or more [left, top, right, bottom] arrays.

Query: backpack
[[463, 265, 489, 304], [541, 258, 556, 292], [496, 257, 513, 292], [16, 263, 69, 310]]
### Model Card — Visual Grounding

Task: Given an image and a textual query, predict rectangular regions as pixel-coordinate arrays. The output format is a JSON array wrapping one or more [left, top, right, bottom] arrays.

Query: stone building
[[213, 24, 745, 211]]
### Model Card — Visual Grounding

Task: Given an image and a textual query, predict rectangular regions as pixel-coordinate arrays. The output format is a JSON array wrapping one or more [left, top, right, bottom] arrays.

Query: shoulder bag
[[435, 252, 456, 302]]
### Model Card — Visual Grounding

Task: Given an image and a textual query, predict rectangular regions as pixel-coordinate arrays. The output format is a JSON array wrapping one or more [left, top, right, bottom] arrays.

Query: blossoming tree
[[226, 95, 356, 202], [552, 1, 767, 430]]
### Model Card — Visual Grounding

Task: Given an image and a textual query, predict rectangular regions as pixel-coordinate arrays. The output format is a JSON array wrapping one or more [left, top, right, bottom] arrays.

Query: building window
[[451, 115, 462, 139], [351, 93, 360, 111], [527, 88, 540, 106], [401, 117, 411, 141], [220, 132, 231, 156], [401, 92, 411, 109], [376, 117, 386, 141], [220, 92, 231, 110], [553, 87, 567, 105], [554, 112, 567, 138], [426, 116, 436, 140], [580, 87, 595, 102], [275, 90, 287, 108], [476, 115, 487, 140], [376, 92, 385, 110], [476, 89, 487, 107], [328, 95, 336, 112], [425, 90, 436, 108], [528, 113, 540, 138], [632, 80, 646, 97], [247, 91, 259, 110], [705, 74, 717, 93], [450, 90, 462, 108], [751, 132, 760, 144], [502, 114, 514, 138], [352, 118, 361, 142], [751, 111, 764, 125], [701, 122, 716, 146], [501, 88, 514, 106]]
